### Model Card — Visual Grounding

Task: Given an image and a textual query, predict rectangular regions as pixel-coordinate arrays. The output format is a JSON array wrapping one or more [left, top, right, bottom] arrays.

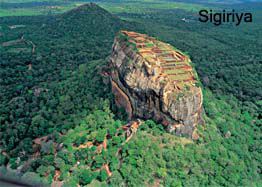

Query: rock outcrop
[[109, 31, 203, 138]]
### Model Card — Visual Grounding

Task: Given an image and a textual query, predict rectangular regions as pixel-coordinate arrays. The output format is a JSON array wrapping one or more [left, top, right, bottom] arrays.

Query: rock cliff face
[[109, 31, 203, 138]]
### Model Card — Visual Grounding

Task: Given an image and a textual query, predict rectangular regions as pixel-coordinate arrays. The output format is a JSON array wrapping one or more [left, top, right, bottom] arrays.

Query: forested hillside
[[0, 2, 261, 187], [0, 3, 136, 153]]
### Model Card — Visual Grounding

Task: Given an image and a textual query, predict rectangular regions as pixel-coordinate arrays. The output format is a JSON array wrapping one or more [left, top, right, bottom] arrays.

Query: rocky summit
[[109, 31, 203, 138]]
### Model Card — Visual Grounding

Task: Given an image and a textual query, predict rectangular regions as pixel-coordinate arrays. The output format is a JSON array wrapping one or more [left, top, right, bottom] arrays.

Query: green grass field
[[0, 3, 82, 17], [99, 1, 206, 14], [0, 0, 206, 17], [1, 0, 54, 2]]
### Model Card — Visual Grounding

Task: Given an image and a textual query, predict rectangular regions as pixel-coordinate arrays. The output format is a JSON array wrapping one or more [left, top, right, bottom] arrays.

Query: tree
[[29, 115, 48, 137], [96, 129, 106, 143], [62, 176, 79, 187], [98, 169, 108, 182], [93, 155, 105, 169], [78, 169, 95, 185], [0, 154, 8, 166], [109, 171, 124, 186]]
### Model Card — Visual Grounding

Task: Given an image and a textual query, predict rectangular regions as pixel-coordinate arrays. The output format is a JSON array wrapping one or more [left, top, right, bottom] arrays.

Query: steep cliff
[[109, 31, 203, 138]]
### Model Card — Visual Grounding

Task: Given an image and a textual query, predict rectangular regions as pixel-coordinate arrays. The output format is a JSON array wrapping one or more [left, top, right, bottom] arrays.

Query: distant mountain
[[27, 2, 140, 65], [57, 3, 123, 38], [43, 3, 126, 59]]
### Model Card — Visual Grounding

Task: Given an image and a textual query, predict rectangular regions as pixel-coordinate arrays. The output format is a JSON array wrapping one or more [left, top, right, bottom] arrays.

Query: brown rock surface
[[109, 31, 203, 138]]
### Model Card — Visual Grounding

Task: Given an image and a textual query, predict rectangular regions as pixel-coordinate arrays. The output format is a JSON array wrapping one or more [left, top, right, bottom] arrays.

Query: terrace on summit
[[119, 31, 197, 90]]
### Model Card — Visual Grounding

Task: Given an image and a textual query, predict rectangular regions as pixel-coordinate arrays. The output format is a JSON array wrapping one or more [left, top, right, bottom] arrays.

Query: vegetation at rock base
[[0, 89, 260, 186], [0, 1, 261, 187]]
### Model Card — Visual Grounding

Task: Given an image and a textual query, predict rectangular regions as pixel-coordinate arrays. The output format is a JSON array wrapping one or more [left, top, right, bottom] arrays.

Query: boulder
[[109, 31, 204, 138]]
